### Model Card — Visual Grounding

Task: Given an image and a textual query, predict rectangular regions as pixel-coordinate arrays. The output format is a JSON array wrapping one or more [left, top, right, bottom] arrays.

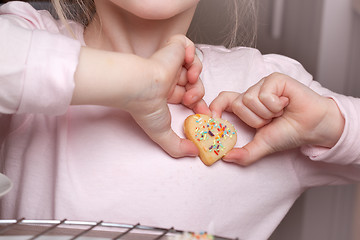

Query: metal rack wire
[[0, 219, 238, 240]]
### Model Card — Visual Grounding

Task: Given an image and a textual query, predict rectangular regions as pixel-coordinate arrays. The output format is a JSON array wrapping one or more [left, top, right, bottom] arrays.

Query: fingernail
[[191, 95, 199, 103], [211, 111, 220, 118]]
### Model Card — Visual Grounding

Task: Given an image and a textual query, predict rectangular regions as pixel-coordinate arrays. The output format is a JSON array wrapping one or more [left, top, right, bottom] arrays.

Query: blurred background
[[258, 1, 360, 239], [260, 1, 360, 239], [1, 0, 359, 239]]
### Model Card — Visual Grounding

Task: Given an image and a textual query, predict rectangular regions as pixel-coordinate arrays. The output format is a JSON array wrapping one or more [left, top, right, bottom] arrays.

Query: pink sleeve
[[301, 81, 360, 166], [0, 2, 81, 115], [263, 53, 360, 186], [264, 54, 360, 166], [293, 80, 360, 188]]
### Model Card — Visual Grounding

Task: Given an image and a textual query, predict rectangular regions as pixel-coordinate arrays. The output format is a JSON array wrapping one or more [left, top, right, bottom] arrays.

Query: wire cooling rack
[[0, 219, 238, 240]]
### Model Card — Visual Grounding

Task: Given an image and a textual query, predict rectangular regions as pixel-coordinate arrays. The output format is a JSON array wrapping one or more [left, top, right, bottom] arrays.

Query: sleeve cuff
[[301, 93, 360, 165]]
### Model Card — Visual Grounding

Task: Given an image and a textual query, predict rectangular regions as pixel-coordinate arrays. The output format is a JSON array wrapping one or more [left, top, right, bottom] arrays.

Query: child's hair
[[51, 0, 257, 48], [51, 0, 94, 26], [189, 0, 258, 48]]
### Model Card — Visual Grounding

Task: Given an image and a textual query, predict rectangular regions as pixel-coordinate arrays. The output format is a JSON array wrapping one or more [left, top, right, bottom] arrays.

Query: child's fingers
[[210, 91, 270, 128], [153, 35, 187, 72], [232, 100, 272, 128], [155, 129, 199, 158], [192, 99, 211, 115], [182, 77, 205, 106], [181, 77, 211, 115], [181, 35, 196, 64], [258, 76, 290, 113], [242, 88, 278, 120], [209, 91, 239, 118], [222, 136, 273, 166], [258, 92, 289, 114], [133, 102, 199, 158], [166, 34, 196, 66], [167, 66, 186, 104], [168, 85, 185, 104], [184, 39, 195, 65], [222, 148, 252, 165], [174, 67, 188, 87], [184, 54, 202, 84], [242, 78, 288, 119], [180, 35, 202, 85]]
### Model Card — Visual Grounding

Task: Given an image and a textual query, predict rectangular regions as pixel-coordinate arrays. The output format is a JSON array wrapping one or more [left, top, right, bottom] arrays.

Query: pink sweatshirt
[[1, 2, 360, 240]]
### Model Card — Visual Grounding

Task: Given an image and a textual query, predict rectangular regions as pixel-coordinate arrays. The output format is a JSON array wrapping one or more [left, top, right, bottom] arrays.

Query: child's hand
[[210, 73, 345, 166], [163, 37, 209, 115], [129, 35, 210, 158], [72, 35, 209, 158]]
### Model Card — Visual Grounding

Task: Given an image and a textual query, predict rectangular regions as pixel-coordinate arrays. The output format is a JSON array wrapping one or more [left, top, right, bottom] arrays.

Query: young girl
[[1, 1, 360, 240]]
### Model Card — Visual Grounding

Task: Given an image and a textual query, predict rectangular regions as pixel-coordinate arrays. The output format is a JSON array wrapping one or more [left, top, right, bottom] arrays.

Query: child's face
[[107, 0, 200, 20]]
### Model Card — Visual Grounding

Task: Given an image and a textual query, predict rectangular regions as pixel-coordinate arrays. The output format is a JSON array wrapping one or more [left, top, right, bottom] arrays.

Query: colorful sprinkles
[[172, 231, 214, 240], [190, 232, 214, 240], [193, 114, 236, 156]]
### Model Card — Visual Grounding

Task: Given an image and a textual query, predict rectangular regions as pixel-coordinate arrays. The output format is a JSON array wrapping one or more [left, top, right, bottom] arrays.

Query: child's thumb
[[152, 36, 186, 69], [222, 138, 274, 166]]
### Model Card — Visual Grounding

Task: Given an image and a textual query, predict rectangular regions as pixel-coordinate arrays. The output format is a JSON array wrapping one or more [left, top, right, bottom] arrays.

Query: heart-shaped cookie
[[184, 114, 237, 166]]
